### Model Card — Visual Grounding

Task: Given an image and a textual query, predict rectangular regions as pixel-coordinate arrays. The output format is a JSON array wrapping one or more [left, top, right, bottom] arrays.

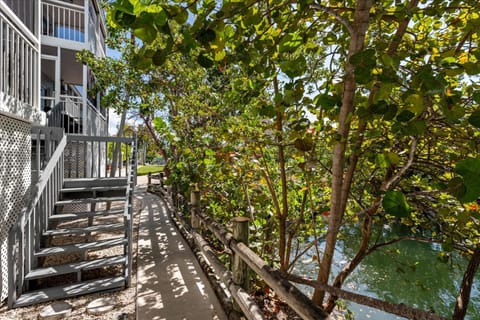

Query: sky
[[106, 48, 123, 136]]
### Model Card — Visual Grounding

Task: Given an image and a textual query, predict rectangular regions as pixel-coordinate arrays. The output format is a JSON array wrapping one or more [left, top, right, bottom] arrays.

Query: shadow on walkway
[[135, 178, 227, 320]]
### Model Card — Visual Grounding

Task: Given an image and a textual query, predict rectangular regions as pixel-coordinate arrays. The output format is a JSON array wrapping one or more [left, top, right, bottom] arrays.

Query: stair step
[[35, 238, 127, 257], [55, 197, 125, 205], [61, 185, 127, 193], [43, 223, 125, 237], [49, 208, 124, 222], [14, 276, 125, 308], [63, 178, 128, 188], [25, 256, 127, 280]]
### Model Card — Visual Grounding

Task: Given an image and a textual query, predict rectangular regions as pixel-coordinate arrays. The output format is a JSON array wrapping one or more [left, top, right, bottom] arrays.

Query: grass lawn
[[137, 165, 164, 176]]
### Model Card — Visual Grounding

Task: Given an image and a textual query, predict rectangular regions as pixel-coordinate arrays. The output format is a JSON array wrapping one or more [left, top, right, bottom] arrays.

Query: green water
[[294, 234, 480, 319]]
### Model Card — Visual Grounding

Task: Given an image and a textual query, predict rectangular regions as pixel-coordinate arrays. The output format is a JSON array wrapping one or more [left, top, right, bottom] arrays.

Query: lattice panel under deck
[[0, 115, 31, 302]]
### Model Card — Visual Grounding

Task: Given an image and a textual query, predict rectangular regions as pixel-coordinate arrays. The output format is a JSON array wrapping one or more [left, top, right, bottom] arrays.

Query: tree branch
[[310, 4, 354, 35], [286, 273, 448, 320]]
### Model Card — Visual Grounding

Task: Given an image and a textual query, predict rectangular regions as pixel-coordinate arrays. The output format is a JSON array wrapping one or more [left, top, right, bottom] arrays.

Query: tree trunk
[[110, 110, 126, 177], [312, 0, 373, 305], [324, 213, 373, 312], [142, 116, 170, 177], [452, 245, 480, 320]]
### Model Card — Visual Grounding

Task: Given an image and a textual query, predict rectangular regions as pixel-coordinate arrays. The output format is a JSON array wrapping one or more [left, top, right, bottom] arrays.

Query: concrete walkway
[[135, 176, 227, 320]]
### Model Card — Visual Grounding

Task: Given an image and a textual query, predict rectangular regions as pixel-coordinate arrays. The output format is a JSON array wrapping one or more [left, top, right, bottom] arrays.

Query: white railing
[[40, 96, 55, 112], [88, 0, 106, 57], [42, 0, 84, 42], [8, 131, 66, 308], [31, 126, 65, 181], [46, 95, 106, 136], [0, 4, 40, 108], [2, 0, 36, 34], [46, 95, 82, 134], [8, 132, 137, 307], [85, 98, 106, 136]]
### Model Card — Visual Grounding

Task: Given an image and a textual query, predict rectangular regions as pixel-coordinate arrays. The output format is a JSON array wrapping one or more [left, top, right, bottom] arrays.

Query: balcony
[[2, 0, 37, 35], [42, 0, 85, 42], [45, 94, 106, 135], [41, 0, 105, 56], [0, 1, 40, 117]]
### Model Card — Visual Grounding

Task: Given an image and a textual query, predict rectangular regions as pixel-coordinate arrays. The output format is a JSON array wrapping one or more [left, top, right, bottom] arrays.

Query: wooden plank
[[63, 177, 127, 188], [35, 237, 127, 257], [14, 276, 125, 308], [67, 134, 134, 143], [25, 256, 126, 280], [55, 196, 125, 205], [43, 222, 124, 236], [49, 208, 124, 221], [61, 185, 127, 193]]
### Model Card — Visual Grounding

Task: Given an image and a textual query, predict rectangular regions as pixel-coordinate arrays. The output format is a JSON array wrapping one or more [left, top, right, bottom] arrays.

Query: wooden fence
[[156, 184, 329, 320]]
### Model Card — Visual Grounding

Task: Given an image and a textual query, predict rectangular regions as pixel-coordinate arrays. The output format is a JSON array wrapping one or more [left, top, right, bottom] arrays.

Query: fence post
[[172, 184, 178, 207], [232, 216, 250, 312], [190, 185, 201, 229], [148, 172, 152, 186], [160, 172, 164, 189]]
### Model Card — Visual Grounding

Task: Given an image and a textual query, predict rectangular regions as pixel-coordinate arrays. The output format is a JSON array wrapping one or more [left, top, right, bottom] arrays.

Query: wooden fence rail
[[160, 185, 449, 320], [158, 185, 329, 320]]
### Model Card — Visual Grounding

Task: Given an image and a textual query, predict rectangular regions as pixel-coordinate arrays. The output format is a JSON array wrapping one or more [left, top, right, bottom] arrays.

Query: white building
[[0, 0, 109, 303]]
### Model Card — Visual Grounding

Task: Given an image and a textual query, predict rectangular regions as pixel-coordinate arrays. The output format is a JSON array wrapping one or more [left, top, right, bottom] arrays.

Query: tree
[[105, 0, 480, 318]]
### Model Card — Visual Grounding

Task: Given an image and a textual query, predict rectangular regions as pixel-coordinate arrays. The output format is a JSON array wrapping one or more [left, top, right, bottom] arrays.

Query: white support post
[[55, 47, 61, 105], [82, 64, 88, 135], [84, 0, 89, 45], [35, 0, 41, 111]]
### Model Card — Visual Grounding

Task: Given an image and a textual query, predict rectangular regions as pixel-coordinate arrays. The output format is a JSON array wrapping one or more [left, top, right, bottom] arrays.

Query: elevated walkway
[[135, 176, 227, 320]]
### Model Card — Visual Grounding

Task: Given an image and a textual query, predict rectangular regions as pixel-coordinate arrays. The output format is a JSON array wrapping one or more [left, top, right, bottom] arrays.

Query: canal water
[[293, 230, 480, 319]]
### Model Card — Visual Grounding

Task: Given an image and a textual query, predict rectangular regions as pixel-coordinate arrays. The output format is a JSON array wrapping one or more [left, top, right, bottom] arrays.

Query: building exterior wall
[[0, 114, 31, 301], [0, 0, 39, 303], [0, 0, 107, 304]]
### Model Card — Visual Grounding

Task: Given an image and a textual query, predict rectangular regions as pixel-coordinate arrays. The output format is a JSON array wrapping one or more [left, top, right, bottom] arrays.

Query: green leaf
[[381, 53, 398, 69], [354, 66, 373, 85], [383, 191, 410, 217], [153, 11, 168, 28], [173, 8, 189, 24], [404, 119, 426, 136], [258, 104, 276, 118], [454, 158, 480, 203], [111, 10, 136, 28], [279, 33, 303, 53], [133, 25, 157, 43], [473, 91, 480, 104], [279, 56, 306, 78], [384, 152, 401, 165], [314, 94, 341, 110], [406, 94, 424, 114], [463, 62, 480, 75], [383, 104, 398, 121], [152, 49, 167, 66], [214, 50, 226, 61], [112, 0, 134, 14], [396, 110, 415, 122], [468, 111, 480, 128], [197, 53, 214, 68], [373, 83, 393, 103], [371, 101, 388, 115], [196, 28, 216, 45], [350, 49, 376, 67]]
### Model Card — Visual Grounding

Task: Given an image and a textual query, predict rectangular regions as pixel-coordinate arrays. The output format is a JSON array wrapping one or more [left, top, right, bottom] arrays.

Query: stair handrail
[[123, 135, 137, 287], [31, 126, 65, 180], [8, 133, 67, 308]]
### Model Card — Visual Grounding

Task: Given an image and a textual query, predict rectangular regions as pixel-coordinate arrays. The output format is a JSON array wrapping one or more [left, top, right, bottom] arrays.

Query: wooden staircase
[[13, 177, 131, 308]]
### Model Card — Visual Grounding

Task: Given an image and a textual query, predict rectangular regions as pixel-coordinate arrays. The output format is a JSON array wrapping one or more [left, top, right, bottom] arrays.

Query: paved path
[[135, 176, 227, 320]]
